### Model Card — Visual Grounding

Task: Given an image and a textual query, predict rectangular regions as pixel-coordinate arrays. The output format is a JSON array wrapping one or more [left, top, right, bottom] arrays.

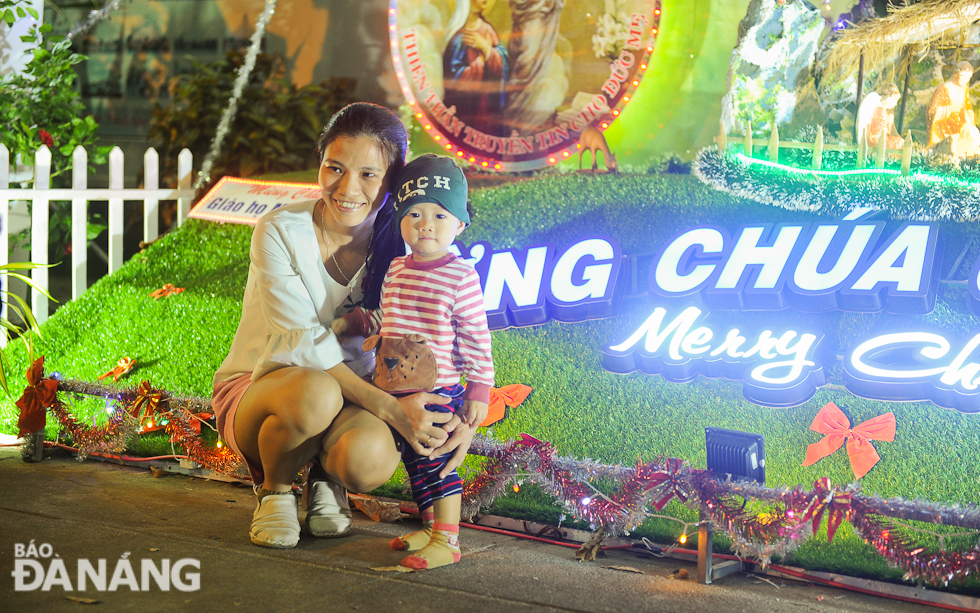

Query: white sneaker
[[304, 469, 353, 538], [249, 488, 300, 548]]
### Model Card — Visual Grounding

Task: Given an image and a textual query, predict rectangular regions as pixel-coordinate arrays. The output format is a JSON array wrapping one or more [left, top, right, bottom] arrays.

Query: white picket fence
[[0, 144, 196, 337]]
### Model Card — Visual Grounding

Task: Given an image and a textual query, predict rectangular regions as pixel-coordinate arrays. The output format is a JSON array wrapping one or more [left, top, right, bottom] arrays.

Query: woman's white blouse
[[213, 200, 375, 386]]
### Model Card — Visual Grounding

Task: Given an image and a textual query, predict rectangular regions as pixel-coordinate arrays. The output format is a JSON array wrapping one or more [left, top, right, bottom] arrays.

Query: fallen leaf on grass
[[604, 565, 644, 574], [370, 565, 415, 573], [816, 597, 825, 602], [65, 596, 100, 604], [149, 548, 160, 552], [668, 568, 689, 580], [149, 467, 168, 478]]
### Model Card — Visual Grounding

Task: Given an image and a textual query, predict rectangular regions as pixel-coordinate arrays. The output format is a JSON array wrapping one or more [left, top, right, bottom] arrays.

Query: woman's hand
[[394, 392, 453, 456], [431, 421, 477, 479]]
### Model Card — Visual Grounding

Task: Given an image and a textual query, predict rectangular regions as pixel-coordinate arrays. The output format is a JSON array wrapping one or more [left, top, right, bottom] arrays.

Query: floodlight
[[705, 427, 765, 484]]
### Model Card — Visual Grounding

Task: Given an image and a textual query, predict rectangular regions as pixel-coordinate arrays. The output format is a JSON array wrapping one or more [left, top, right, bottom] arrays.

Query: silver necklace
[[319, 202, 353, 286]]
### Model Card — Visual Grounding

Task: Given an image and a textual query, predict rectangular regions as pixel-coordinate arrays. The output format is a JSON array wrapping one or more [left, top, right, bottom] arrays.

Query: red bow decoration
[[801, 477, 853, 542], [15, 357, 58, 437], [643, 458, 689, 510], [149, 283, 185, 299], [481, 384, 533, 427], [130, 381, 163, 425], [801, 402, 895, 480], [98, 357, 135, 382]]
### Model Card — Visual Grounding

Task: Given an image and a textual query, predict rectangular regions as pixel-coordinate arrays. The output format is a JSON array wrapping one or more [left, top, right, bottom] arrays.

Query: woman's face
[[318, 135, 391, 232], [882, 94, 900, 110]]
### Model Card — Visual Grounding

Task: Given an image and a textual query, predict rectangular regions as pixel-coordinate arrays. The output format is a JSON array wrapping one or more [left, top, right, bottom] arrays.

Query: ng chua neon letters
[[649, 222, 941, 314]]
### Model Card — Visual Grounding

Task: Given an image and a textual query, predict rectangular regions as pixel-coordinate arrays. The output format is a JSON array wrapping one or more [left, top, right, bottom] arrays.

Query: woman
[[212, 103, 470, 549]]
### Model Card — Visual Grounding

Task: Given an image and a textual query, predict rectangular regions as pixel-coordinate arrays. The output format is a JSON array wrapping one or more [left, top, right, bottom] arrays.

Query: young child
[[333, 154, 493, 570]]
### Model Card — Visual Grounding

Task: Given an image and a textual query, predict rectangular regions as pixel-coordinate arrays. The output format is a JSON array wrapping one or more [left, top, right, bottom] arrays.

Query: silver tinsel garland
[[692, 147, 980, 222], [193, 0, 278, 190], [65, 0, 125, 40], [468, 434, 980, 532]]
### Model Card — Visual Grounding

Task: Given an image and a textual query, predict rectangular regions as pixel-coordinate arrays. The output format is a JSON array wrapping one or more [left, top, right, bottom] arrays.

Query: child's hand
[[330, 318, 348, 336], [461, 400, 488, 428]]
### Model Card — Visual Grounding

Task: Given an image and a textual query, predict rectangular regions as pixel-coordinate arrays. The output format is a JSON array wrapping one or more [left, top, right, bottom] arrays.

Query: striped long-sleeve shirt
[[343, 253, 494, 403]]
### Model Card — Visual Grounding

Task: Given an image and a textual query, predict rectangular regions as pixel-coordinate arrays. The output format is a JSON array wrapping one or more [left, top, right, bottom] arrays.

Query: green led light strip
[[733, 153, 901, 177], [733, 153, 980, 189]]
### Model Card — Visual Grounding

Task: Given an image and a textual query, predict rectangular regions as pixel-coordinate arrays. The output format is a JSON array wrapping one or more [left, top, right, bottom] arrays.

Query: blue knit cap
[[392, 154, 469, 226]]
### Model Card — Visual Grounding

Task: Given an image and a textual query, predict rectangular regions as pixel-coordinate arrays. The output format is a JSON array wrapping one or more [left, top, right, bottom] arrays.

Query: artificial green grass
[[2, 172, 979, 592]]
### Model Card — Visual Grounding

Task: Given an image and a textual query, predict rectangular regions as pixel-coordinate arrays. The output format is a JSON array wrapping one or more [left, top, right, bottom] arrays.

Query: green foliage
[[0, 1, 110, 256], [148, 50, 355, 192], [0, 9, 109, 179], [0, 172, 978, 591]]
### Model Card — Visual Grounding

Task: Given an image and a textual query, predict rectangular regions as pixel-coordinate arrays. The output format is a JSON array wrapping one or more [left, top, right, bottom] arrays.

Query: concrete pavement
[[0, 447, 948, 612]]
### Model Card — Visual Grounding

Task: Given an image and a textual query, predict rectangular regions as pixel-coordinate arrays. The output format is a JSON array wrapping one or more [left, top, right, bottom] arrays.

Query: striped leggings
[[401, 385, 465, 512]]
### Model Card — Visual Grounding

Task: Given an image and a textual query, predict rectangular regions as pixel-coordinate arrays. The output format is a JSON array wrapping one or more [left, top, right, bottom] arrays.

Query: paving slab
[[0, 448, 943, 612]]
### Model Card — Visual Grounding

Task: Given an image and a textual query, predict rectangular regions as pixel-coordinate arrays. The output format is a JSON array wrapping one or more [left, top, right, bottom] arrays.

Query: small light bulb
[[581, 496, 591, 506], [513, 484, 520, 492], [679, 533, 687, 544]]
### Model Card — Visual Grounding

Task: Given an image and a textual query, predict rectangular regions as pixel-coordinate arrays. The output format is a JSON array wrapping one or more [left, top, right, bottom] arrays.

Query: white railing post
[[72, 146, 88, 301], [177, 149, 192, 227], [32, 146, 51, 324], [108, 147, 124, 274], [144, 148, 159, 243], [0, 144, 8, 344]]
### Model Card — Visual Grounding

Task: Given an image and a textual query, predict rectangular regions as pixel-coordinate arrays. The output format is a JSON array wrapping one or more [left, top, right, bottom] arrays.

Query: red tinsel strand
[[849, 499, 980, 586], [689, 470, 810, 563], [163, 409, 245, 477], [47, 397, 134, 458]]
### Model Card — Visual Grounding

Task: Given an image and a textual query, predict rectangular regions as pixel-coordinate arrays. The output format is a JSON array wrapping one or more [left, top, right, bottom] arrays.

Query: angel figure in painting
[[443, 0, 510, 137], [927, 61, 980, 159], [856, 83, 905, 151]]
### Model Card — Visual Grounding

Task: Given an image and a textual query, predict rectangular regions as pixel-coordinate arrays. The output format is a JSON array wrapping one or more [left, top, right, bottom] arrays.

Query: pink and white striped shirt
[[344, 253, 494, 403]]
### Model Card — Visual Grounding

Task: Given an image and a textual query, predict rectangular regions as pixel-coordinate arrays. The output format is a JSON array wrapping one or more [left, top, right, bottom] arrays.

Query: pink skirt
[[212, 375, 263, 484]]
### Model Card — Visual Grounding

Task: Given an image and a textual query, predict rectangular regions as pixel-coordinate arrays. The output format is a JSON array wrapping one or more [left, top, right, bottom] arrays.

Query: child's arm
[[453, 267, 495, 427]]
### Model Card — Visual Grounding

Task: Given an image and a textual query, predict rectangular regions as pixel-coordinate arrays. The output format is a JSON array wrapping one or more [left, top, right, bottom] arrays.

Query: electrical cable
[[450, 520, 976, 612]]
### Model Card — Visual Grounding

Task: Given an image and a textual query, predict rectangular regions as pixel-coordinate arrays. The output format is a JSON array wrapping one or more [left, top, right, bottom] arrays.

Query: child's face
[[400, 201, 466, 262]]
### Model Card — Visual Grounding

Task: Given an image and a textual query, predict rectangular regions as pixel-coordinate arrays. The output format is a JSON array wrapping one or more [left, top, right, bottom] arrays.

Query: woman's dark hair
[[315, 102, 408, 309]]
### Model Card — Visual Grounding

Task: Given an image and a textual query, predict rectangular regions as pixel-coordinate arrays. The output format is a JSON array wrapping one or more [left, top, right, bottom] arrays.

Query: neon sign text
[[650, 222, 941, 313], [452, 237, 626, 330], [602, 306, 826, 407], [845, 332, 980, 413]]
